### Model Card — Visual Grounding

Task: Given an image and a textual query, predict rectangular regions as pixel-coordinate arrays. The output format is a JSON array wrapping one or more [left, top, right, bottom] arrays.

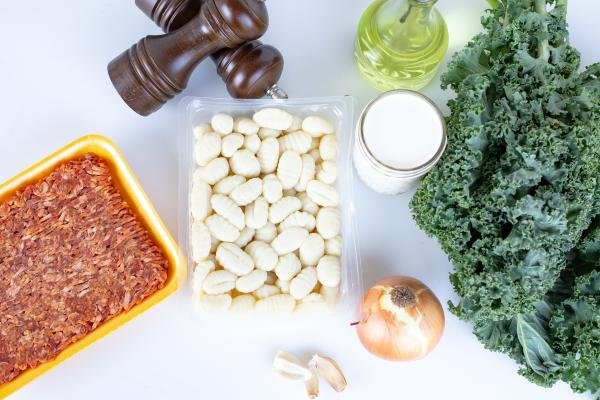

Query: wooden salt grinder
[[135, 0, 286, 99], [108, 0, 269, 116]]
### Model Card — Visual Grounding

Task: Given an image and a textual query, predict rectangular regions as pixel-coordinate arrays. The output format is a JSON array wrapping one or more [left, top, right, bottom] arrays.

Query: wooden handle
[[108, 0, 269, 116], [135, 0, 284, 99]]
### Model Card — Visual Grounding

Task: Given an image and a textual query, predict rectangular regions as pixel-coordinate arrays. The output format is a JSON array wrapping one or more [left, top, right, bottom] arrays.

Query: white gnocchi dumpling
[[255, 222, 277, 243], [191, 180, 212, 221], [211, 194, 245, 230], [195, 132, 222, 166], [191, 221, 211, 262], [245, 197, 269, 229], [234, 117, 259, 136], [289, 266, 318, 300], [279, 131, 312, 154], [306, 180, 339, 207], [325, 236, 342, 256], [230, 294, 256, 312], [277, 150, 302, 189], [197, 157, 230, 185], [255, 294, 295, 314], [319, 135, 337, 161], [244, 134, 262, 153], [214, 175, 246, 195], [211, 113, 234, 135], [221, 133, 244, 158], [254, 284, 282, 299], [234, 227, 255, 248], [194, 294, 232, 313], [316, 207, 341, 239], [316, 255, 341, 287], [191, 259, 215, 294], [302, 116, 334, 137], [230, 178, 262, 206], [203, 270, 237, 295], [294, 154, 316, 192], [216, 242, 254, 276], [245, 241, 278, 272], [271, 227, 309, 255], [257, 137, 280, 174], [299, 233, 325, 266], [269, 196, 302, 224], [206, 214, 240, 242], [262, 174, 283, 204], [275, 253, 302, 281], [236, 269, 268, 293], [230, 149, 261, 178], [253, 108, 293, 130], [190, 111, 342, 315], [316, 161, 338, 184], [280, 211, 316, 232]]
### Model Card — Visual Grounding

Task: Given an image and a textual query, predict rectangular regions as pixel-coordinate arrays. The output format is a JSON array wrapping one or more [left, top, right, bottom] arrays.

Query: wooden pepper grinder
[[108, 0, 269, 116], [136, 0, 286, 100]]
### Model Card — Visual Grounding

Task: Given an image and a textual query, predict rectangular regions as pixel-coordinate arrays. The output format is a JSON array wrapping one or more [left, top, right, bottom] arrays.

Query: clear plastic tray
[[178, 96, 362, 317]]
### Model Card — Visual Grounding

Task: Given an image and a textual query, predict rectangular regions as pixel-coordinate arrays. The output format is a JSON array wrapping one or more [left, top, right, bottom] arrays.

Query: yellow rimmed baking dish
[[0, 134, 186, 399]]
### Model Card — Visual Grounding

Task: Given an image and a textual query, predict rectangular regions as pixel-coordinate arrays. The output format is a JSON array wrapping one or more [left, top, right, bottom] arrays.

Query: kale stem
[[535, 0, 550, 62]]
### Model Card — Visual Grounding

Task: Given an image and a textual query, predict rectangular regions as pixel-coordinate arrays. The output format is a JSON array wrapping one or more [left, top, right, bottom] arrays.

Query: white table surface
[[1, 1, 598, 399]]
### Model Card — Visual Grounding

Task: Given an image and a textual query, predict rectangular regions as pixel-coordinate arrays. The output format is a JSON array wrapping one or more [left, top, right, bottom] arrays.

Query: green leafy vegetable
[[410, 0, 600, 396]]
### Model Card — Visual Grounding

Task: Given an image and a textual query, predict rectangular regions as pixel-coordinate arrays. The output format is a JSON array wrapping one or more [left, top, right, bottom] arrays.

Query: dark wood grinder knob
[[108, 0, 269, 116], [136, 0, 286, 99]]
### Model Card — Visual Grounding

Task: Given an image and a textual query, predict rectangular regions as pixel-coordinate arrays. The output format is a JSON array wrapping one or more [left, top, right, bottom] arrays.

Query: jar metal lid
[[356, 89, 447, 179]]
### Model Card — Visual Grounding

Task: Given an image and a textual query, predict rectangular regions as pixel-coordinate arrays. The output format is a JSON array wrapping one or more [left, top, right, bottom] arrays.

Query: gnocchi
[[294, 154, 316, 192], [236, 269, 268, 293], [230, 178, 262, 206], [245, 197, 269, 229], [230, 149, 261, 178], [216, 242, 254, 276], [211, 113, 234, 135], [279, 131, 312, 154], [269, 196, 302, 224], [203, 270, 237, 295], [257, 137, 280, 174], [289, 267, 318, 300], [271, 227, 309, 255], [245, 241, 278, 271], [234, 117, 259, 135], [253, 108, 293, 131], [277, 150, 302, 189], [195, 132, 221, 166], [221, 133, 244, 158], [316, 255, 341, 287], [189, 112, 343, 314], [211, 194, 245, 230], [299, 233, 325, 266], [262, 174, 283, 204], [302, 115, 334, 137], [316, 207, 341, 239], [206, 214, 240, 242]]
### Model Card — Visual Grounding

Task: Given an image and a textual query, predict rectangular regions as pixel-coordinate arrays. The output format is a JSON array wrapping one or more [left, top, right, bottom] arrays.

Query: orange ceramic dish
[[0, 135, 186, 398]]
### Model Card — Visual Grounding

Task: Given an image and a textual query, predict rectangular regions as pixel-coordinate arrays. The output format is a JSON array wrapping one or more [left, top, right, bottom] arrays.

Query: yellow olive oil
[[354, 0, 449, 91]]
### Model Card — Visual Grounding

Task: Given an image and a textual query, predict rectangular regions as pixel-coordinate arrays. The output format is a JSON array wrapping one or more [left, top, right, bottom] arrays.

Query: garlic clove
[[273, 350, 312, 381], [305, 370, 319, 399], [308, 354, 347, 392]]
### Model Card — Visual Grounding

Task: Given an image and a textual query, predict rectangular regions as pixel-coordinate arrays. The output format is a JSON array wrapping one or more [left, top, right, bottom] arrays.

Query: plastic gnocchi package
[[178, 96, 362, 318]]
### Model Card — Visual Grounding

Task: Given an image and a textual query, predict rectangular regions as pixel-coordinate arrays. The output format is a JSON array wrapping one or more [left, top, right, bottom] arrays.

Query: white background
[[0, 1, 598, 399]]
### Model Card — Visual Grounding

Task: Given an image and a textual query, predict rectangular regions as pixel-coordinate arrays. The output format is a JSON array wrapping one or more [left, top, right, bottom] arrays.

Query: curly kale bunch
[[411, 0, 600, 395]]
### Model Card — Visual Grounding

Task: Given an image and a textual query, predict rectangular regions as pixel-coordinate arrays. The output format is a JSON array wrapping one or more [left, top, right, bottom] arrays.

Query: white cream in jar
[[353, 90, 447, 194]]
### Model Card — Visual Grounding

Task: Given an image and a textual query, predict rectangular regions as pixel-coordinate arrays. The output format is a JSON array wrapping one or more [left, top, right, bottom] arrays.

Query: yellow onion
[[355, 276, 445, 361]]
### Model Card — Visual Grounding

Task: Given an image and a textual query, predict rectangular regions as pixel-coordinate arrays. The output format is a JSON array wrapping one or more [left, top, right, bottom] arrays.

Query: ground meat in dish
[[0, 154, 169, 385]]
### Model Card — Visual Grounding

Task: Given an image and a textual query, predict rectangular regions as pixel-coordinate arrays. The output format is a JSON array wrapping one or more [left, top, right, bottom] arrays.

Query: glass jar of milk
[[353, 90, 447, 194]]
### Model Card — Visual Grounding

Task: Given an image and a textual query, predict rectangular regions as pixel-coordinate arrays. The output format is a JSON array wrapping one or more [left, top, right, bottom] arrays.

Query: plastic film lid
[[358, 90, 446, 172]]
